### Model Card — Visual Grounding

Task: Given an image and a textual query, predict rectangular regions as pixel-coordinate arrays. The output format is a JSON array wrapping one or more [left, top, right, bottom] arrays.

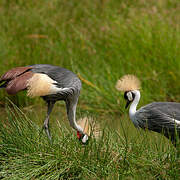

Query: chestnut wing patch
[[1, 66, 70, 97], [6, 71, 34, 95], [0, 67, 32, 82]]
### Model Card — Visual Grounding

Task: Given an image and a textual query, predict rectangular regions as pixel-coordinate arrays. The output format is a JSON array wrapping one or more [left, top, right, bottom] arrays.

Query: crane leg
[[43, 101, 55, 141]]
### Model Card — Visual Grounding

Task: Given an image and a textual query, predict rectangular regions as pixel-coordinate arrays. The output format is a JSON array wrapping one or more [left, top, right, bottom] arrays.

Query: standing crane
[[116, 75, 180, 146], [0, 64, 88, 143]]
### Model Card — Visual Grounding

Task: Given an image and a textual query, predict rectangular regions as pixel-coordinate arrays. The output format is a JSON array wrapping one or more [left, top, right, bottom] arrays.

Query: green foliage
[[0, 0, 180, 178], [0, 0, 179, 112], [0, 102, 179, 179]]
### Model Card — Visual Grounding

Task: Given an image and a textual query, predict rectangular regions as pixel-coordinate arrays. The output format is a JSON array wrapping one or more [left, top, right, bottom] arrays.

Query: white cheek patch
[[27, 73, 69, 97], [82, 135, 88, 143], [127, 92, 133, 101]]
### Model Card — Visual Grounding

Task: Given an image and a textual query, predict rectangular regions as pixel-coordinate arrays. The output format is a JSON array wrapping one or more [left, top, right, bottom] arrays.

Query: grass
[[0, 0, 179, 109], [0, 101, 179, 179], [0, 0, 180, 179]]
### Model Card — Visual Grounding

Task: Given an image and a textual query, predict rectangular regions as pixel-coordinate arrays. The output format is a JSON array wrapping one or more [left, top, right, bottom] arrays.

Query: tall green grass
[[0, 0, 179, 111], [0, 101, 179, 179]]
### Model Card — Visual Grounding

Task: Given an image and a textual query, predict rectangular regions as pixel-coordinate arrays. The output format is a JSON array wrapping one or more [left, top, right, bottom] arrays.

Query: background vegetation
[[0, 0, 179, 179]]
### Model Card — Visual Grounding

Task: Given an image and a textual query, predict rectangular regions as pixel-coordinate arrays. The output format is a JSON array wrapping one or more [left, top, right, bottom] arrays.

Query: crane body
[[0, 64, 88, 143], [116, 75, 180, 146], [127, 90, 180, 145]]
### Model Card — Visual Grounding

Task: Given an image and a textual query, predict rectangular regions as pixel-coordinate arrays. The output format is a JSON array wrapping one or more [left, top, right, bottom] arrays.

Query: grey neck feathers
[[66, 97, 83, 133]]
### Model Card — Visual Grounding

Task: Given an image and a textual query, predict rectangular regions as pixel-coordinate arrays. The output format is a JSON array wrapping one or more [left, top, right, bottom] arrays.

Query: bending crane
[[0, 64, 88, 143]]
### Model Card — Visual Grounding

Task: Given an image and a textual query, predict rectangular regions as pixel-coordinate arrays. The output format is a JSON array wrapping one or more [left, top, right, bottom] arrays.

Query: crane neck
[[66, 96, 83, 134], [129, 90, 140, 122]]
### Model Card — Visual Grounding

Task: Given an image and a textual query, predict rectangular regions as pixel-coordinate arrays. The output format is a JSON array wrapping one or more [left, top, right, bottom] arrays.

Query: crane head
[[115, 74, 141, 109], [124, 91, 135, 108], [76, 117, 90, 144], [77, 131, 89, 144], [77, 117, 102, 144]]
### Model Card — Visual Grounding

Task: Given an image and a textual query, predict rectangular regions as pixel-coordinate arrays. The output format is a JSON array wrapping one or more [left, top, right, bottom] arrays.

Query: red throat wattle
[[77, 131, 82, 139]]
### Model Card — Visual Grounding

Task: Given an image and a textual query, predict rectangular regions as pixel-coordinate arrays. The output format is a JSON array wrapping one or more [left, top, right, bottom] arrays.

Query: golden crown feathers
[[77, 116, 102, 139], [115, 74, 141, 92]]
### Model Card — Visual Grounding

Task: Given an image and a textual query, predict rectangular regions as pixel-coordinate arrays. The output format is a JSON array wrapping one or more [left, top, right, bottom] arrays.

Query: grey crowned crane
[[116, 75, 180, 146], [0, 64, 89, 143]]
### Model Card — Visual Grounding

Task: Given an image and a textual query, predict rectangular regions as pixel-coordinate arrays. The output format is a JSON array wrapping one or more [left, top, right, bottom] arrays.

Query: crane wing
[[135, 102, 180, 134], [0, 67, 32, 82], [28, 64, 81, 97], [29, 64, 81, 89], [0, 64, 81, 97]]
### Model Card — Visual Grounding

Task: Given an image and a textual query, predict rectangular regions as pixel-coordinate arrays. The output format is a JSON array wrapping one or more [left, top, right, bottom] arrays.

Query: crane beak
[[125, 100, 131, 109]]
